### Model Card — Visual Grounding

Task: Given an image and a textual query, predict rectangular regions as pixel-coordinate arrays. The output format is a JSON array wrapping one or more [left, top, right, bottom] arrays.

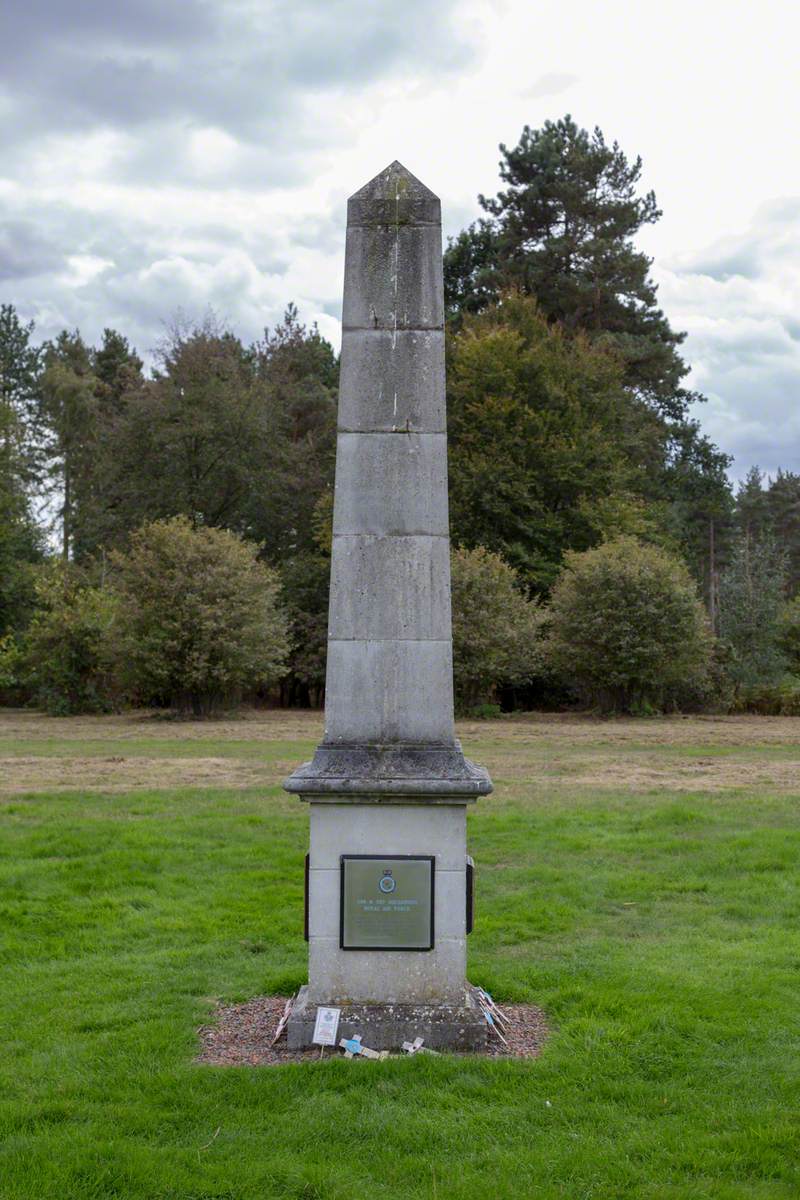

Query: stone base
[[284, 739, 493, 799], [286, 984, 487, 1052]]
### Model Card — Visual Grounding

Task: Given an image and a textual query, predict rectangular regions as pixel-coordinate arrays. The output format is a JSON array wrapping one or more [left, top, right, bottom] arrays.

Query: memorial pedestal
[[286, 789, 487, 1050]]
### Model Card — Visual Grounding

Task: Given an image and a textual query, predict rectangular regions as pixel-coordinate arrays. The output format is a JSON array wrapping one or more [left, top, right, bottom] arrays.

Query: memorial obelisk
[[285, 161, 492, 1050]]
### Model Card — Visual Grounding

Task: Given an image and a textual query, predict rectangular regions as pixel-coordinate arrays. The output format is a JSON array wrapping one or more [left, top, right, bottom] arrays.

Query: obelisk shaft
[[324, 162, 454, 748], [285, 162, 491, 798]]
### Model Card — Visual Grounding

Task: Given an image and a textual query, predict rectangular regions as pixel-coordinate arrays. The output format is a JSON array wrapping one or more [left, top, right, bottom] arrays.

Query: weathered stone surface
[[342, 224, 443, 330], [306, 937, 466, 1004], [332, 432, 449, 537], [287, 985, 487, 1052], [346, 160, 441, 228], [310, 802, 467, 870], [323, 639, 454, 744], [301, 800, 472, 1007], [337, 328, 446, 433], [287, 743, 490, 797], [328, 534, 451, 641]]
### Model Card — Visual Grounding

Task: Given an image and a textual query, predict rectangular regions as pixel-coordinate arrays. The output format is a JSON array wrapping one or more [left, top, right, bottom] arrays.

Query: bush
[[0, 633, 24, 703], [110, 517, 290, 715], [778, 596, 800, 676], [545, 536, 713, 713], [20, 564, 116, 715], [451, 545, 545, 710], [730, 680, 800, 716]]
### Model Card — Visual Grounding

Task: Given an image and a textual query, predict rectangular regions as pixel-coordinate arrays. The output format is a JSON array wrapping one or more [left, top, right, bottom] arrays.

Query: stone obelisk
[[285, 162, 492, 1050]]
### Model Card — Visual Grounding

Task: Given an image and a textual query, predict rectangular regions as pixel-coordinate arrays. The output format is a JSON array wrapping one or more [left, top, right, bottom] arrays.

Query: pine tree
[[735, 467, 771, 543], [718, 533, 787, 687], [92, 328, 143, 411], [444, 116, 691, 420], [765, 470, 800, 595]]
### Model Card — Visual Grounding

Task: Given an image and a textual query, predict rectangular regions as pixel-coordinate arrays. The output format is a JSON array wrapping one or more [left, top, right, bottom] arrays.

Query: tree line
[[2, 115, 799, 716]]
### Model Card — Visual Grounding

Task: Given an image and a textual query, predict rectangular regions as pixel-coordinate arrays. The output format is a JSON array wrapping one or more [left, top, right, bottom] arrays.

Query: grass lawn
[[1, 710, 799, 1199]]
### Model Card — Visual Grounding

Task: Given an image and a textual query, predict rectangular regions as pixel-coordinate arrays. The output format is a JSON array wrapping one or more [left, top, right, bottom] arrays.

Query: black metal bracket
[[466, 855, 474, 935]]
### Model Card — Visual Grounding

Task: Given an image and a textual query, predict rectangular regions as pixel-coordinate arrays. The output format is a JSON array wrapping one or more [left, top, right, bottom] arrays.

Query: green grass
[[2, 719, 800, 1198], [0, 737, 317, 760]]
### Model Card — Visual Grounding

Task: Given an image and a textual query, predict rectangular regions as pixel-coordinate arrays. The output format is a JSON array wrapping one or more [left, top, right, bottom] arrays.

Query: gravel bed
[[196, 992, 549, 1067]]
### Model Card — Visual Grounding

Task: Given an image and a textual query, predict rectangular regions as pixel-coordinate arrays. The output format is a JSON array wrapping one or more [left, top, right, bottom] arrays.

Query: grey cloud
[[0, 0, 213, 48], [0, 3, 476, 373], [0, 192, 295, 346], [694, 361, 800, 479], [688, 246, 761, 282], [0, 220, 66, 280], [677, 197, 800, 283], [1, 0, 475, 153], [288, 210, 344, 255]]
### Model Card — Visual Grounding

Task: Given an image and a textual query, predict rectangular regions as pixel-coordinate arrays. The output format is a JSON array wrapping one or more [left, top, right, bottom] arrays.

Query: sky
[[1, 0, 797, 481]]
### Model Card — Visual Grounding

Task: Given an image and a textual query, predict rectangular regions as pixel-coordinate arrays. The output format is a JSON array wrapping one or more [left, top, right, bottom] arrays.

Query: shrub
[[545, 536, 712, 713], [730, 680, 800, 716], [451, 545, 545, 710], [778, 596, 800, 676], [0, 633, 24, 702], [110, 517, 290, 715], [20, 564, 116, 715]]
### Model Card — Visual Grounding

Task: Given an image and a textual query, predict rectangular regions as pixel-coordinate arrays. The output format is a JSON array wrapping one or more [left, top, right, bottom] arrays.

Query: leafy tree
[[0, 303, 42, 457], [0, 305, 44, 629], [247, 304, 337, 562], [545, 535, 712, 712], [778, 595, 800, 677], [98, 316, 268, 548], [0, 486, 42, 635], [278, 551, 330, 707], [451, 545, 544, 709], [0, 633, 23, 696], [19, 563, 116, 714], [446, 293, 664, 590], [276, 488, 333, 707], [444, 116, 691, 421], [88, 308, 336, 565], [718, 534, 787, 688], [38, 331, 100, 560], [110, 517, 290, 715], [664, 421, 735, 631]]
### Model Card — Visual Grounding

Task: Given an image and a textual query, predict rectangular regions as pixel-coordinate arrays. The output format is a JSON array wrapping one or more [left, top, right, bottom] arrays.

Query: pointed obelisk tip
[[347, 160, 440, 227]]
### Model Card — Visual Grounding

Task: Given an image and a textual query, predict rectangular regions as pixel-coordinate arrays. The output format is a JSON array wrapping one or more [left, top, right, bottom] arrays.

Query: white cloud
[[657, 197, 800, 477]]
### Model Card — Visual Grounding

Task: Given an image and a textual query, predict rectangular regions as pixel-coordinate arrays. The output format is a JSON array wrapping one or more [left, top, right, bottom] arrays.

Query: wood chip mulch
[[196, 992, 549, 1067]]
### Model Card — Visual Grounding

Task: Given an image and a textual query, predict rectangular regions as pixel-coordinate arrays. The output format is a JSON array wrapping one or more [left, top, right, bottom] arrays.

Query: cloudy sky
[[1, 0, 797, 479]]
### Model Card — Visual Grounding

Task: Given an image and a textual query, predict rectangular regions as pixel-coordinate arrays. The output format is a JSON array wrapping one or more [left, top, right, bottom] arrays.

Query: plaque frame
[[339, 854, 435, 952]]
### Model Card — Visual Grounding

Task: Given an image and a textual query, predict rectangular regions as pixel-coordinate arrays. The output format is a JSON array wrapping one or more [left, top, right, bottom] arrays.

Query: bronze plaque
[[340, 855, 435, 951]]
